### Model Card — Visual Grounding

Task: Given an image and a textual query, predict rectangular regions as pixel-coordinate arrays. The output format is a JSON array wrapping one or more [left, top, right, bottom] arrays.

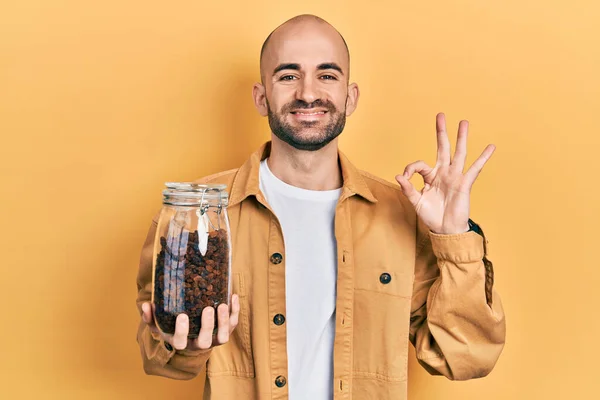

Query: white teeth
[[294, 111, 325, 115]]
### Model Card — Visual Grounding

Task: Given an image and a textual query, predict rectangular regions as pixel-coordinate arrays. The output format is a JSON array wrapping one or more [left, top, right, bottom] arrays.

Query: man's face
[[255, 22, 358, 151]]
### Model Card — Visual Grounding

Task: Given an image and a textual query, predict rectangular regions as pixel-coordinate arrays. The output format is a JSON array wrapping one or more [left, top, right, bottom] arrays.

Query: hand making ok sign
[[395, 113, 496, 235]]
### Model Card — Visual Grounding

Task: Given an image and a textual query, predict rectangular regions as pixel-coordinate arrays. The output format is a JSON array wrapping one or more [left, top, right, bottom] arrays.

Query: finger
[[172, 313, 190, 350], [402, 160, 435, 184], [452, 120, 469, 171], [216, 304, 230, 344], [464, 144, 496, 187], [229, 294, 240, 333], [197, 307, 215, 349], [141, 302, 159, 333], [141, 302, 152, 324], [395, 174, 422, 206], [436, 113, 451, 166]]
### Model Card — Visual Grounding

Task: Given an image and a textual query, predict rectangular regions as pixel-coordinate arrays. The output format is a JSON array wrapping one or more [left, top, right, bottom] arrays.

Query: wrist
[[431, 224, 470, 235]]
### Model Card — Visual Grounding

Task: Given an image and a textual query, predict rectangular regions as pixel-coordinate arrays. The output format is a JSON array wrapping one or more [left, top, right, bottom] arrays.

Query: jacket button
[[380, 273, 392, 284], [273, 314, 285, 326], [270, 253, 283, 264], [275, 375, 287, 387], [164, 341, 173, 351]]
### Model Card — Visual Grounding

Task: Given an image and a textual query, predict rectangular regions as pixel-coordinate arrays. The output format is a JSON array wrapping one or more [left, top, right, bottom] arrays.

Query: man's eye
[[320, 75, 337, 80], [280, 75, 297, 81]]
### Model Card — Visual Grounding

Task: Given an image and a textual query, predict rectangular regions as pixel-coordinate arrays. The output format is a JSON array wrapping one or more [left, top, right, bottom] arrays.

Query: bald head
[[259, 15, 350, 82]]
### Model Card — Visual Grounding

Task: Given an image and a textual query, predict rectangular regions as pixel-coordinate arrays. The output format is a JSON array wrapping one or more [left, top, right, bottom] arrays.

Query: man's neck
[[266, 137, 343, 191]]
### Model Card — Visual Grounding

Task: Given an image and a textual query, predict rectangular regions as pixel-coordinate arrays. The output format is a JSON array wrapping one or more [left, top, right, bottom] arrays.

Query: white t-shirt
[[259, 158, 341, 400]]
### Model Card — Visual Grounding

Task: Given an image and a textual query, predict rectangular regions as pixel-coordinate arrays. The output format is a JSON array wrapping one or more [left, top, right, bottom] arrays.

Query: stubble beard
[[266, 98, 347, 151]]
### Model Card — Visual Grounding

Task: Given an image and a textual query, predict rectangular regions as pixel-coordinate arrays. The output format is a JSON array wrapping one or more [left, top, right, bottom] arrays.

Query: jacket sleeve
[[409, 216, 506, 380], [136, 215, 212, 380]]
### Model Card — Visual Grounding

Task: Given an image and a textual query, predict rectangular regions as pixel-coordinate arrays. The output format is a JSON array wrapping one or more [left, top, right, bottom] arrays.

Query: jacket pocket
[[207, 272, 255, 378], [352, 266, 413, 382]]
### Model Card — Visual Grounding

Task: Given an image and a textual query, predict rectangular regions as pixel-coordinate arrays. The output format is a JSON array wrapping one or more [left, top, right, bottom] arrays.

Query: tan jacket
[[136, 141, 506, 399]]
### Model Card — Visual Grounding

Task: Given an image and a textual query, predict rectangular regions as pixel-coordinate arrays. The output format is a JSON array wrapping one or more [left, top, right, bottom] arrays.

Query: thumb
[[142, 303, 154, 324], [395, 174, 421, 206], [142, 303, 150, 319]]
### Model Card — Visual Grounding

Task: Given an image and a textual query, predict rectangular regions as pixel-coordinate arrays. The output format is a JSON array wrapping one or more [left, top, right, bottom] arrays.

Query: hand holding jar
[[141, 296, 239, 350], [141, 182, 239, 351]]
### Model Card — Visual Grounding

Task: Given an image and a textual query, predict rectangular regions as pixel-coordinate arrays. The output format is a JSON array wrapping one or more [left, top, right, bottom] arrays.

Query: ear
[[345, 83, 360, 116], [252, 83, 268, 117]]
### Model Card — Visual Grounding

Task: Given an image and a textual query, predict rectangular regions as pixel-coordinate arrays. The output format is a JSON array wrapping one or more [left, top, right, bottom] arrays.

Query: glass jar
[[152, 182, 231, 338]]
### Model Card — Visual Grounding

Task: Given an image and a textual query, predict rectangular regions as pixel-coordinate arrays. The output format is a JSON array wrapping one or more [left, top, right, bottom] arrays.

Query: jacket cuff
[[428, 230, 484, 262], [149, 327, 211, 364], [176, 348, 212, 357], [147, 327, 176, 366]]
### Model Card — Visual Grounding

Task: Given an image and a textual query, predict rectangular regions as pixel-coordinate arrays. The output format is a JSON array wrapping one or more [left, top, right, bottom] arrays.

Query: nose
[[296, 76, 320, 104]]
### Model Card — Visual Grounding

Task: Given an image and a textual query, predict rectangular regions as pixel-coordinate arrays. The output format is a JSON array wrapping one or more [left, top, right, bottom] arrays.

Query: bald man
[[136, 14, 506, 400]]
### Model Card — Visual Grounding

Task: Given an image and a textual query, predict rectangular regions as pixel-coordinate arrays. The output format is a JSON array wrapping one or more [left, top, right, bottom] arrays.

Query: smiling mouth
[[290, 110, 328, 116]]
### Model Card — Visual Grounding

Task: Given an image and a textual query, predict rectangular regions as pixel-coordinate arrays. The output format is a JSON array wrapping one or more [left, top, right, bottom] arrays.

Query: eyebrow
[[273, 63, 300, 75], [317, 63, 344, 75], [272, 62, 345, 75]]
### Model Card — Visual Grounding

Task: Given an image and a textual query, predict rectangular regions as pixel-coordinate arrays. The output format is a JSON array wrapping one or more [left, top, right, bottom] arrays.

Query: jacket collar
[[228, 141, 377, 207]]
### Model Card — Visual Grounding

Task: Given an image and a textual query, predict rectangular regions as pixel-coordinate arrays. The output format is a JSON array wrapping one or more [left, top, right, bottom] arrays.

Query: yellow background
[[1, 0, 598, 399]]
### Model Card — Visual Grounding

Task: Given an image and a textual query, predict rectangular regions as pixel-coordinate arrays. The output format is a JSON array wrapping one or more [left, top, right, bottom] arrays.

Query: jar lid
[[163, 182, 229, 206], [165, 182, 227, 192]]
